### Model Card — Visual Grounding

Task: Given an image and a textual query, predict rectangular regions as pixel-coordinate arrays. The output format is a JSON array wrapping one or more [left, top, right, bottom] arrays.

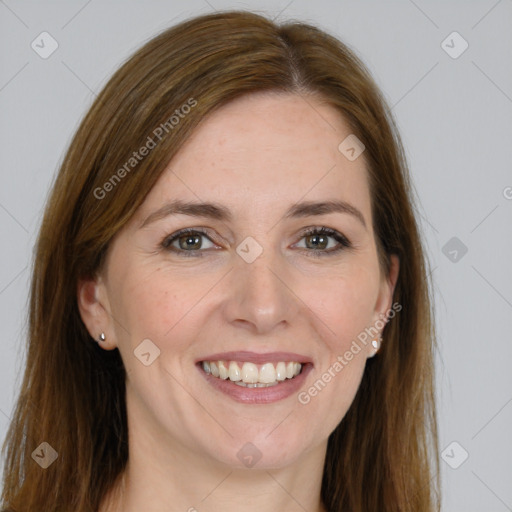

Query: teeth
[[235, 381, 279, 388], [241, 362, 259, 383], [228, 361, 241, 381], [286, 362, 295, 379], [259, 363, 276, 383], [218, 361, 229, 380], [276, 361, 287, 381], [210, 362, 219, 378], [202, 360, 303, 385]]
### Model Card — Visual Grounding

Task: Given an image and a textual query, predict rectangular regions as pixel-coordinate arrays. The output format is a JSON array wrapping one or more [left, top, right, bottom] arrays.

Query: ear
[[77, 274, 118, 350], [375, 254, 400, 316], [369, 254, 400, 355]]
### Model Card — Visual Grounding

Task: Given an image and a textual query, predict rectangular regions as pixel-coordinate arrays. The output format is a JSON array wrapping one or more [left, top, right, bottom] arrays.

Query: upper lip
[[196, 351, 313, 365]]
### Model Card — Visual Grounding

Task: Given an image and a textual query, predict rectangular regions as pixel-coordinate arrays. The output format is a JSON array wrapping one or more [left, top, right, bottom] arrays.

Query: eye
[[160, 226, 351, 258], [161, 228, 218, 256], [294, 227, 351, 256]]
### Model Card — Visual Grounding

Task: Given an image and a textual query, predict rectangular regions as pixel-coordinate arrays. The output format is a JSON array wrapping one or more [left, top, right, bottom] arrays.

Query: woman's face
[[79, 92, 398, 470]]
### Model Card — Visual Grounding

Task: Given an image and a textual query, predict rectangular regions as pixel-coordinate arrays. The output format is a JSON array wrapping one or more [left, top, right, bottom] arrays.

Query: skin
[[78, 92, 399, 512]]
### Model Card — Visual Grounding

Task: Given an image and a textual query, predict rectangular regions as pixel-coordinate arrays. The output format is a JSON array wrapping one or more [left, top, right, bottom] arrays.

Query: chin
[[202, 425, 318, 470]]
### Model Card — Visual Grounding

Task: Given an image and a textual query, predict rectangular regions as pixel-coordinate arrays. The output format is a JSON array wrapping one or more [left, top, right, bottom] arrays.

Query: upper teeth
[[202, 360, 302, 385]]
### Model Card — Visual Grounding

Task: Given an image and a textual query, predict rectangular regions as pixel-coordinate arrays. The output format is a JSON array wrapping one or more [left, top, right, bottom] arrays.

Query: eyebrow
[[139, 199, 366, 229], [284, 200, 366, 228]]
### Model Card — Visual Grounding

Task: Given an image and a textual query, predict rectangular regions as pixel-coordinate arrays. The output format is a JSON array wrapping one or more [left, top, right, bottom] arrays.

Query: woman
[[1, 10, 439, 512]]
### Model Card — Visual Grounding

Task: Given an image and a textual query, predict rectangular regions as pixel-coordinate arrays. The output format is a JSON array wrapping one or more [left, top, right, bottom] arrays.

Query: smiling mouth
[[200, 360, 303, 388]]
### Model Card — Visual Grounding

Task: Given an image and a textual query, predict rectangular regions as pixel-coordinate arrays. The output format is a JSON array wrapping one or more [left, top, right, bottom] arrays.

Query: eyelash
[[160, 227, 351, 258]]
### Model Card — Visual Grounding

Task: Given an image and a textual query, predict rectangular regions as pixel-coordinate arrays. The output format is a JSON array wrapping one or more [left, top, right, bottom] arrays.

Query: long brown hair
[[1, 10, 439, 511]]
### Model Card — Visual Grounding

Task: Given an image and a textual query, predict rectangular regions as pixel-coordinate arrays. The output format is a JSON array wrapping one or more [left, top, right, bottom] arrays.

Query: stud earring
[[370, 336, 382, 357], [98, 332, 106, 343]]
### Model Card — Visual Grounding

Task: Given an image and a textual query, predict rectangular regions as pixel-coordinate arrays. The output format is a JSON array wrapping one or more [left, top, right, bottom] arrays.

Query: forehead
[[138, 92, 371, 219]]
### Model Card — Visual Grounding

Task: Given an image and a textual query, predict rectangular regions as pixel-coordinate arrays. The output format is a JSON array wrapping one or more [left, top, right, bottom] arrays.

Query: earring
[[98, 332, 106, 343], [370, 336, 382, 357]]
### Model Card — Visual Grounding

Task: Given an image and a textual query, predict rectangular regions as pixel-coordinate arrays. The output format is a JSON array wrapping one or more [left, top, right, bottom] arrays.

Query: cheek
[[296, 269, 377, 438], [305, 264, 380, 350], [110, 266, 219, 347]]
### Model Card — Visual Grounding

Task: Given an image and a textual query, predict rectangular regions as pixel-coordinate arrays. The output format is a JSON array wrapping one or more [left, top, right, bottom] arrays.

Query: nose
[[222, 249, 301, 335]]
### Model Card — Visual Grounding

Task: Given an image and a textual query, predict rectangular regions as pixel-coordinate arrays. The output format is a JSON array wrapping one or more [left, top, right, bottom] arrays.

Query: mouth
[[196, 351, 313, 404], [201, 360, 303, 387]]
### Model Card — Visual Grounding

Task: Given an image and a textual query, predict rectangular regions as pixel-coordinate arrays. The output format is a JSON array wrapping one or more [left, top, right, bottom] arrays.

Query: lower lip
[[197, 363, 313, 404]]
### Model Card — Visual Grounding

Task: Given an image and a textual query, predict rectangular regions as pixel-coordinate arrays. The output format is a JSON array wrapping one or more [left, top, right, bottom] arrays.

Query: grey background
[[1, 1, 511, 510]]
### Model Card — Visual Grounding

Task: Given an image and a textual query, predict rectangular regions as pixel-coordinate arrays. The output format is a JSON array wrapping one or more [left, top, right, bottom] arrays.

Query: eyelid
[[160, 226, 352, 256], [297, 226, 350, 244], [161, 227, 221, 252], [292, 226, 352, 254]]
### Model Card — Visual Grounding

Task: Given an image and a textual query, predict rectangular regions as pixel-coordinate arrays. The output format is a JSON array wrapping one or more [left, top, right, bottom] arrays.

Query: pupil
[[308, 234, 327, 249], [180, 235, 201, 250]]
